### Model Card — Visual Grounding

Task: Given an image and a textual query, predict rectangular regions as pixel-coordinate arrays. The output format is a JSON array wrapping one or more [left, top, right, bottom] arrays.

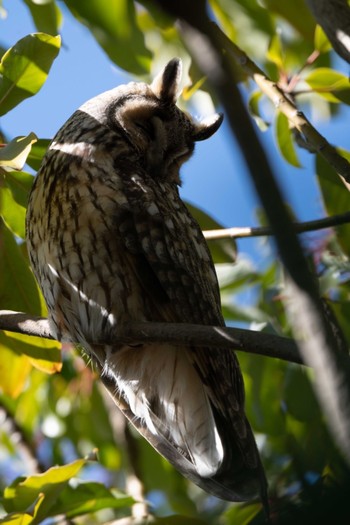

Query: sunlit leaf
[[0, 512, 34, 524], [0, 33, 61, 115], [3, 460, 88, 520], [0, 333, 32, 398], [0, 186, 26, 238], [267, 33, 285, 70], [314, 25, 332, 54], [3, 330, 61, 374], [0, 134, 37, 170], [275, 111, 301, 167], [64, 0, 151, 74], [305, 68, 350, 104]]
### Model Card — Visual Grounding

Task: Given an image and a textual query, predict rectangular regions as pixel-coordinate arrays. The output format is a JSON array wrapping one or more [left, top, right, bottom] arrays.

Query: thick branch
[[0, 310, 303, 365], [203, 211, 350, 239]]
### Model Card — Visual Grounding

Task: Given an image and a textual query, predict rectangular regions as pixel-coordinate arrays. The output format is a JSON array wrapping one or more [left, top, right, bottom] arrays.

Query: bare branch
[[0, 309, 303, 365], [203, 211, 350, 239], [210, 23, 350, 184]]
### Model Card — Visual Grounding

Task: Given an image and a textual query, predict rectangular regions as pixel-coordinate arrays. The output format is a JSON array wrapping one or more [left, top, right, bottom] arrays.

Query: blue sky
[[1, 0, 350, 268]]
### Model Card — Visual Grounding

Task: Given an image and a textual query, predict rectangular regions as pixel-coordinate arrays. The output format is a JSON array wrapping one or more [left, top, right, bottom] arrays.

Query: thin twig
[[210, 23, 350, 183], [0, 309, 303, 365], [203, 211, 350, 239]]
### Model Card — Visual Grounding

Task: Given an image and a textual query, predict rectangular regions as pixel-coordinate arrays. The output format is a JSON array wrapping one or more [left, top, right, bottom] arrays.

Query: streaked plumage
[[26, 59, 267, 504]]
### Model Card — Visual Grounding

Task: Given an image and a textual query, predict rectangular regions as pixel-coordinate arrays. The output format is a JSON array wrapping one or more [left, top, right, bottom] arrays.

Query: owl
[[26, 59, 267, 505]]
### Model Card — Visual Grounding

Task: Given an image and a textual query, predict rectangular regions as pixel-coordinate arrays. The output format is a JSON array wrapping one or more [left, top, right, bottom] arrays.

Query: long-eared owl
[[26, 59, 267, 504]]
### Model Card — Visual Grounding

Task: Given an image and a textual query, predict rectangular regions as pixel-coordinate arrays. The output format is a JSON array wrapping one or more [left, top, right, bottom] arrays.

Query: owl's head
[[80, 58, 223, 184]]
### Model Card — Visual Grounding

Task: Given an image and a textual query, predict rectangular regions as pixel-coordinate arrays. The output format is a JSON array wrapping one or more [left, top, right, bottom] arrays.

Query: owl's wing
[[109, 173, 267, 505]]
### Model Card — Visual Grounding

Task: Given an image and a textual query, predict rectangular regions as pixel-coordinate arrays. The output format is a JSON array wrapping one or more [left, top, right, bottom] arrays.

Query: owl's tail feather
[[97, 344, 267, 510]]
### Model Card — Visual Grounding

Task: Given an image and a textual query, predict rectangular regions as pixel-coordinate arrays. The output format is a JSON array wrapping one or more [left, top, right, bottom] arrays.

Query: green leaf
[[23, 0, 63, 36], [2, 170, 34, 208], [305, 68, 350, 104], [0, 332, 32, 398], [0, 170, 34, 238], [48, 482, 134, 519], [314, 24, 332, 54], [0, 186, 26, 238], [3, 459, 87, 517], [26, 139, 50, 171], [0, 33, 61, 115], [0, 512, 34, 524], [248, 91, 269, 131], [0, 134, 37, 170], [185, 202, 237, 263], [267, 33, 285, 70], [64, 0, 151, 74], [0, 221, 42, 315], [316, 151, 350, 256], [275, 111, 301, 167]]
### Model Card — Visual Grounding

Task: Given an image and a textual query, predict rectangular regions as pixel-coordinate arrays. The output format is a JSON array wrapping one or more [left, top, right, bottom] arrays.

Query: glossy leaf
[[64, 0, 151, 74], [0, 33, 61, 115], [275, 111, 301, 167], [0, 134, 37, 170]]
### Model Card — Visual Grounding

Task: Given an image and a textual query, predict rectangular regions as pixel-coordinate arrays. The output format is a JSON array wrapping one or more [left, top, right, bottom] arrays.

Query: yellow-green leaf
[[314, 25, 332, 54], [3, 459, 87, 515], [0, 186, 26, 238], [0, 512, 34, 524], [0, 333, 32, 398], [0, 134, 37, 170], [305, 67, 350, 104], [275, 111, 301, 167], [267, 33, 285, 70], [0, 33, 61, 115], [3, 330, 61, 375]]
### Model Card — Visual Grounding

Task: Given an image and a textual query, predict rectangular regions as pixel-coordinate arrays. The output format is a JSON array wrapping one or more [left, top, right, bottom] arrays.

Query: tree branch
[[203, 211, 350, 239], [210, 23, 350, 184], [0, 309, 303, 365], [151, 0, 350, 466]]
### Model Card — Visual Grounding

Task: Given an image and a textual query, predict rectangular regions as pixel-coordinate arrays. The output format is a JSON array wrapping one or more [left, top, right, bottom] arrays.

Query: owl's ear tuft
[[192, 113, 224, 141], [151, 58, 182, 103]]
